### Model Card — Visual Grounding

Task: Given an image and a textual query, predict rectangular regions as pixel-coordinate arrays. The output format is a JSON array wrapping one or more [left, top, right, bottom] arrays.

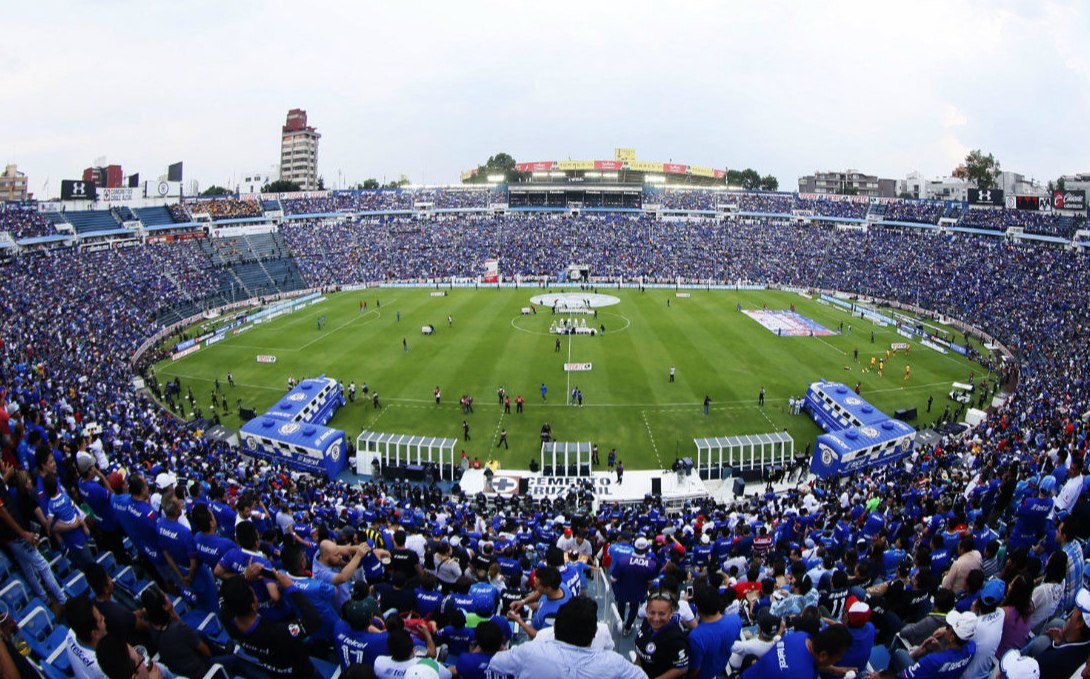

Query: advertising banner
[[100, 188, 134, 202], [61, 180, 96, 201], [515, 161, 556, 173], [594, 160, 623, 170], [967, 188, 1004, 206], [1053, 190, 1086, 211]]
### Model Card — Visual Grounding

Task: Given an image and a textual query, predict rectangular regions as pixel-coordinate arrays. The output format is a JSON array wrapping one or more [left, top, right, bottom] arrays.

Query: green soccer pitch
[[153, 288, 986, 471]]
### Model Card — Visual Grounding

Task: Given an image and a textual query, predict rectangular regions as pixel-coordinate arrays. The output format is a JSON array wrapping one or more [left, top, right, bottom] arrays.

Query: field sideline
[[154, 288, 984, 471]]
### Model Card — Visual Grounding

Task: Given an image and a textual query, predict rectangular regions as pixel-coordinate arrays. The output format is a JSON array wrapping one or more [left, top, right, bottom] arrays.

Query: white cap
[[634, 537, 650, 551], [999, 650, 1039, 679], [403, 663, 440, 679], [1076, 588, 1090, 618], [946, 610, 978, 641], [155, 472, 177, 490]]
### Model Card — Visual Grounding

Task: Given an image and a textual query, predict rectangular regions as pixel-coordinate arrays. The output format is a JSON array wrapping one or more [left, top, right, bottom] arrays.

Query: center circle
[[528, 292, 621, 308]]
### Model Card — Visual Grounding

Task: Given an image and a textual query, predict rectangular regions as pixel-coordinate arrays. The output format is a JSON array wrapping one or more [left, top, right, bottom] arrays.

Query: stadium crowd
[[2, 209, 1090, 679], [0, 206, 59, 240], [183, 199, 263, 221]]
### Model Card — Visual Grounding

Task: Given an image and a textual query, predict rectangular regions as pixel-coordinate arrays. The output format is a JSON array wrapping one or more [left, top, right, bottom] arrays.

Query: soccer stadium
[[2, 176, 1090, 679]]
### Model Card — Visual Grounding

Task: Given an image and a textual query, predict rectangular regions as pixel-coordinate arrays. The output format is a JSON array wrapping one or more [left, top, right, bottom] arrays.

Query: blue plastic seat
[[62, 572, 89, 600], [0, 578, 51, 622], [310, 656, 341, 679], [18, 606, 71, 673]]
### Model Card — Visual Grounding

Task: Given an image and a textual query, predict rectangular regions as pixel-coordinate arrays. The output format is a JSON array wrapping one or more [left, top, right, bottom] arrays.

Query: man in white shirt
[[1055, 463, 1085, 517], [64, 596, 108, 679], [962, 578, 1007, 679], [729, 610, 781, 672], [489, 597, 645, 679]]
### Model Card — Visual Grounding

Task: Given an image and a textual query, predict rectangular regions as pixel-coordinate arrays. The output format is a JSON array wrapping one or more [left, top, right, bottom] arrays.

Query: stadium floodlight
[[532, 172, 549, 178], [487, 174, 505, 182], [602, 172, 619, 179], [585, 172, 601, 178], [647, 175, 666, 183], [549, 171, 566, 178]]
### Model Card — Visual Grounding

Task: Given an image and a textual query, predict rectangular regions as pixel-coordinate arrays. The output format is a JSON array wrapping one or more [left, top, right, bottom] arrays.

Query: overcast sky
[[3, 0, 1087, 194]]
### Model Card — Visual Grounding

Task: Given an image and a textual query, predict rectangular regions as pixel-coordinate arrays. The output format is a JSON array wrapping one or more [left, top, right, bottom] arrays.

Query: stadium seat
[[39, 662, 74, 679], [183, 610, 230, 647], [0, 551, 12, 580], [867, 644, 890, 672], [48, 555, 73, 582], [62, 572, 89, 600], [200, 664, 230, 679], [17, 606, 71, 673], [94, 550, 117, 573], [0, 578, 50, 621], [310, 656, 341, 679]]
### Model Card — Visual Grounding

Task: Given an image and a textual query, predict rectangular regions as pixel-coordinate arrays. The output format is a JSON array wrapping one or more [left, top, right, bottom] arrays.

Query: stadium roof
[[463, 153, 729, 187]]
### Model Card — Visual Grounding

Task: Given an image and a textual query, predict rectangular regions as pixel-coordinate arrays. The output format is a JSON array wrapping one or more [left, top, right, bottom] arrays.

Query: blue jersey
[[455, 651, 495, 679], [194, 531, 236, 571], [415, 588, 443, 617], [612, 551, 658, 603], [560, 563, 583, 597], [437, 625, 475, 656], [110, 493, 136, 538], [531, 591, 570, 630], [126, 498, 161, 561], [901, 640, 975, 679], [157, 516, 197, 572], [288, 575, 338, 642], [333, 618, 386, 671], [742, 632, 817, 679], [210, 501, 236, 540], [1010, 496, 1052, 547], [47, 492, 86, 553], [79, 479, 118, 531], [218, 547, 290, 620], [689, 614, 742, 679]]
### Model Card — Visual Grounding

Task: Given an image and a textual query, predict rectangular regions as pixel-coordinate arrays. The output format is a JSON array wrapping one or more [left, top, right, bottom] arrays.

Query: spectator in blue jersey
[[689, 584, 741, 679], [742, 623, 854, 679], [455, 620, 505, 679], [282, 543, 339, 650], [42, 471, 93, 566], [335, 598, 386, 672], [611, 536, 659, 636], [157, 494, 218, 613], [1009, 484, 1053, 549], [76, 451, 124, 558], [220, 562, 324, 679], [437, 608, 475, 658], [214, 520, 291, 622], [191, 503, 236, 576], [126, 475, 171, 584], [837, 599, 876, 678], [507, 565, 570, 636], [877, 610, 978, 679], [207, 484, 236, 541], [415, 572, 444, 619]]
